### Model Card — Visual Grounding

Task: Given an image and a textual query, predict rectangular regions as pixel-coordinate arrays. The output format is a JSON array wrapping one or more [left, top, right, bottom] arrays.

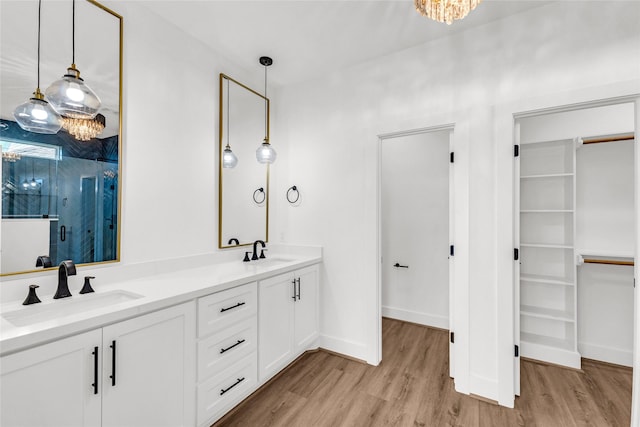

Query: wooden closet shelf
[[582, 258, 634, 266]]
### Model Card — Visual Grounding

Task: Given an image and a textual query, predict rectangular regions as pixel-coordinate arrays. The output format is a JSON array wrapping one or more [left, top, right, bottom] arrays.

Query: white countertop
[[0, 252, 321, 356]]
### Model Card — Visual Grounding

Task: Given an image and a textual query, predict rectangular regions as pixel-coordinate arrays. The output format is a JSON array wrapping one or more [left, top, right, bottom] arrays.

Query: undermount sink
[[251, 257, 296, 266], [2, 290, 143, 327]]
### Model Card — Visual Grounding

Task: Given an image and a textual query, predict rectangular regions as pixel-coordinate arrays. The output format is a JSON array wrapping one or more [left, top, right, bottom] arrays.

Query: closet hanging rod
[[583, 258, 634, 266], [582, 133, 635, 145]]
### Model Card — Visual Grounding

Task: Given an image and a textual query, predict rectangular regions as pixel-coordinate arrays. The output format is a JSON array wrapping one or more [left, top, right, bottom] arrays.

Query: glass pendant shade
[[13, 89, 63, 134], [256, 139, 277, 164], [222, 145, 238, 168], [46, 65, 101, 119]]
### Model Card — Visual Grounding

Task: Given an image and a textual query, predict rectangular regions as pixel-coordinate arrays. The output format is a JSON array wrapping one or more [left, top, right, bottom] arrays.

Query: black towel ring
[[253, 187, 266, 204], [286, 185, 300, 204]]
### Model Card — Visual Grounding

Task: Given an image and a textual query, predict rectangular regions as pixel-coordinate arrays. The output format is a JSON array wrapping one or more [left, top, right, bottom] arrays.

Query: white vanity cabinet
[[196, 282, 258, 427], [259, 265, 319, 382], [1, 329, 102, 427], [0, 302, 196, 427]]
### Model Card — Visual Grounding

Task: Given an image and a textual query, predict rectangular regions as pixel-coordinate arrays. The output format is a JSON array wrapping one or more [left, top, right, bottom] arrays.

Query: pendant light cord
[[37, 0, 42, 89], [72, 0, 76, 65], [226, 78, 230, 148], [264, 64, 268, 142]]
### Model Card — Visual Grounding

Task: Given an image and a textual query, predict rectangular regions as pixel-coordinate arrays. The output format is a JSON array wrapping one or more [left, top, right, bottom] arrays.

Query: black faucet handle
[[243, 252, 251, 262], [80, 276, 96, 294], [23, 284, 42, 305], [259, 249, 267, 259], [61, 260, 77, 276]]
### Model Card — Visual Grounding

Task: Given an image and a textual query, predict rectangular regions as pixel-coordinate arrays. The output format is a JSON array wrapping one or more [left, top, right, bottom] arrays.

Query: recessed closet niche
[[516, 102, 635, 369]]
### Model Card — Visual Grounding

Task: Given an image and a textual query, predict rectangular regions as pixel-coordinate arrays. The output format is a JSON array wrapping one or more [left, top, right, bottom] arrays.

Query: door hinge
[[514, 145, 520, 157], [450, 245, 455, 256], [450, 152, 454, 163], [450, 332, 455, 343], [515, 345, 519, 357], [514, 248, 519, 261]]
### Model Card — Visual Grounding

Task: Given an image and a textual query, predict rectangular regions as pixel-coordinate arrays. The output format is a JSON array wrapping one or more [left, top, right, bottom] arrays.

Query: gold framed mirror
[[218, 73, 269, 248], [0, 0, 123, 275]]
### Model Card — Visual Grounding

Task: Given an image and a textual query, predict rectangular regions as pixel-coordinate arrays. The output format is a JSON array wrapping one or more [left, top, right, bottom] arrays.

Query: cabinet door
[[101, 302, 196, 427], [294, 265, 319, 352], [1, 329, 102, 427], [258, 272, 295, 382]]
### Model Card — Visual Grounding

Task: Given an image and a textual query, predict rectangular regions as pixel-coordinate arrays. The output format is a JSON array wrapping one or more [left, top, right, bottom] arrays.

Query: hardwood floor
[[213, 318, 632, 426]]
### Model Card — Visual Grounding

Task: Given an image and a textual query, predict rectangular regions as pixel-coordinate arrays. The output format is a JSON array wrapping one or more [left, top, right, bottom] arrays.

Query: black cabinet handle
[[220, 377, 245, 396], [296, 278, 301, 300], [291, 280, 297, 301], [109, 340, 116, 387], [92, 346, 99, 395], [220, 301, 245, 313], [220, 339, 245, 354], [393, 263, 409, 268], [60, 225, 66, 242]]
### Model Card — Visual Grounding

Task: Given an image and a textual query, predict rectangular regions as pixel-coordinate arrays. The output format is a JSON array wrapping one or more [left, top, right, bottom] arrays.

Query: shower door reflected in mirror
[[218, 74, 269, 248], [0, 0, 122, 275]]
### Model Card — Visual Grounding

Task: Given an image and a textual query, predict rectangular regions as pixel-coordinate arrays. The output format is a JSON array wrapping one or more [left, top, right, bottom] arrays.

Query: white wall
[[276, 1, 640, 404]]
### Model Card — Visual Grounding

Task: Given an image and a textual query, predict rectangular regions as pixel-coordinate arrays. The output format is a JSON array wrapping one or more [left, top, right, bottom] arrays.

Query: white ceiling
[[139, 0, 555, 86]]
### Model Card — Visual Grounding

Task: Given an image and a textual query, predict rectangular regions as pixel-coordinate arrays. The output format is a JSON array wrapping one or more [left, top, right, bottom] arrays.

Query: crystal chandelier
[[62, 113, 105, 141], [2, 152, 21, 162], [414, 0, 482, 25]]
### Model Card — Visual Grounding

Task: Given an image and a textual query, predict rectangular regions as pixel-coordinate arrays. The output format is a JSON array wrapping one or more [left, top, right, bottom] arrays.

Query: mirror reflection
[[219, 74, 269, 248], [0, 0, 122, 275]]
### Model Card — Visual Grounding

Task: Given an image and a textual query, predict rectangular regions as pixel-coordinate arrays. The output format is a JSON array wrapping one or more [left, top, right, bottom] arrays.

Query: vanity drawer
[[197, 352, 257, 426], [198, 316, 257, 380], [198, 282, 257, 337]]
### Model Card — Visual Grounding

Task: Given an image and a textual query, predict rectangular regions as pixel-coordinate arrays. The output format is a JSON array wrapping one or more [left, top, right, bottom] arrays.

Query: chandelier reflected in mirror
[[414, 0, 482, 25], [62, 113, 105, 141]]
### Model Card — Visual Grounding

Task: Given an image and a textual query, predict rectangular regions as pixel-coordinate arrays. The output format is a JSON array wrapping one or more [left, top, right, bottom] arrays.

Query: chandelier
[[414, 0, 482, 25], [2, 152, 21, 162], [62, 113, 105, 141]]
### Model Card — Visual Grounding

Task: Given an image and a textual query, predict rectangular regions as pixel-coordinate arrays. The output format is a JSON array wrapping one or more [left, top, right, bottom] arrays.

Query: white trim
[[382, 306, 449, 330], [579, 342, 633, 368], [319, 334, 369, 364], [632, 97, 640, 427]]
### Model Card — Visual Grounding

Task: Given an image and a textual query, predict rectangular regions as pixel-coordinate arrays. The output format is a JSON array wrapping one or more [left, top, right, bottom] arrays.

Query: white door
[[294, 265, 319, 351], [381, 130, 450, 330], [1, 329, 102, 427], [101, 302, 195, 427], [258, 272, 295, 381]]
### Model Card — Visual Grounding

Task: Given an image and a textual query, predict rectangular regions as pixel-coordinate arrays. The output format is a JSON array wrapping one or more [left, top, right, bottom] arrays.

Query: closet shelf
[[520, 332, 575, 352], [520, 210, 574, 214], [521, 243, 573, 250], [520, 274, 574, 287], [520, 173, 574, 180], [520, 138, 574, 146], [521, 305, 574, 322]]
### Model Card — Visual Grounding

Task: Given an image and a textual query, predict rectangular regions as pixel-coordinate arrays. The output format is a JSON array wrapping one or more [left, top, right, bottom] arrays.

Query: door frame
[[494, 80, 640, 414], [376, 124, 458, 378]]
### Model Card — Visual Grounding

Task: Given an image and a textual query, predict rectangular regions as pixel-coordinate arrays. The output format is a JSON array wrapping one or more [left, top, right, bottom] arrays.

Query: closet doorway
[[514, 101, 636, 400], [379, 126, 454, 376]]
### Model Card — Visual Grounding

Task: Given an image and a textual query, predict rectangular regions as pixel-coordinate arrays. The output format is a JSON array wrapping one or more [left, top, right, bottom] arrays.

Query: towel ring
[[253, 187, 266, 204], [286, 185, 300, 204]]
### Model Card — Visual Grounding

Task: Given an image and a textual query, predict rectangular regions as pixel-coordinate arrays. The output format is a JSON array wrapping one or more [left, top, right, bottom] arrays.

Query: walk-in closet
[[515, 102, 636, 372]]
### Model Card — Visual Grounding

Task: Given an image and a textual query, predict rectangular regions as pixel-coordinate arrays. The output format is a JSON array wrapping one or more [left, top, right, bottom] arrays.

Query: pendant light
[[13, 0, 62, 134], [222, 78, 238, 168], [46, 0, 101, 119], [256, 56, 276, 164]]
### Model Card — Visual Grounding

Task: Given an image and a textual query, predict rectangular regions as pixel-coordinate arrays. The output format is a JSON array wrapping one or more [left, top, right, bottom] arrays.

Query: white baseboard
[[382, 306, 449, 330], [319, 334, 369, 363], [579, 342, 633, 367]]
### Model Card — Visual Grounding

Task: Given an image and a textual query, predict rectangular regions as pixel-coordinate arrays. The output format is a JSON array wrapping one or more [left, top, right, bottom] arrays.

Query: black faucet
[[251, 240, 266, 261], [54, 260, 76, 299], [228, 238, 240, 246]]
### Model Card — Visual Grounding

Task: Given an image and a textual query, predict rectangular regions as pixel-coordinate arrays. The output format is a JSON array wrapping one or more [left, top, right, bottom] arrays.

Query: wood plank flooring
[[213, 318, 632, 426]]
